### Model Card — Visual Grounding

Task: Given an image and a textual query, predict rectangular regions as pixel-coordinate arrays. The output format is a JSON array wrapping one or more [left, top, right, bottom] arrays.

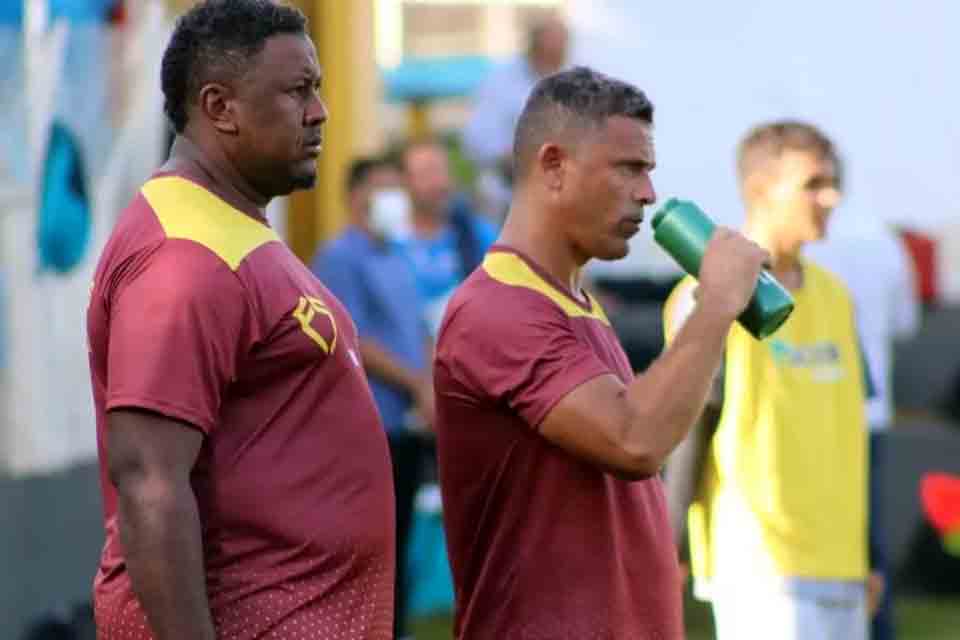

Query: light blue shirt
[[312, 226, 430, 432], [462, 57, 541, 167], [397, 209, 498, 337]]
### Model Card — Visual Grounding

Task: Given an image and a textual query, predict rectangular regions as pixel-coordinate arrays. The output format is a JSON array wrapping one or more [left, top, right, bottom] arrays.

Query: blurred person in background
[[86, 2, 394, 638], [397, 138, 498, 338], [806, 211, 921, 640], [664, 121, 881, 640], [311, 155, 434, 640], [462, 15, 569, 220]]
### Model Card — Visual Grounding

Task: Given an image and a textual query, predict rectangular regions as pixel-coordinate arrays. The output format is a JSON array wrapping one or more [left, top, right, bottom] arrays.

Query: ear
[[198, 83, 239, 135], [742, 170, 772, 206], [537, 143, 567, 191]]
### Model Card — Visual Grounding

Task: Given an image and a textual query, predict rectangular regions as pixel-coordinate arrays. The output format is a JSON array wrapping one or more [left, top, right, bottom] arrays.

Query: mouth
[[303, 136, 323, 157], [617, 213, 645, 236]]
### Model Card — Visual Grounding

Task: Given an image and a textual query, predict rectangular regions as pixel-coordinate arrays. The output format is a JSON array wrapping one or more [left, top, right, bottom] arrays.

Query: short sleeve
[[106, 242, 250, 433], [438, 296, 612, 430]]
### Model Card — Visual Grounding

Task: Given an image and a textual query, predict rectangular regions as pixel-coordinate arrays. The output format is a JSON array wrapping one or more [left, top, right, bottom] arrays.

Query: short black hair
[[345, 155, 396, 195], [513, 66, 654, 181], [161, 0, 307, 133], [737, 120, 840, 186]]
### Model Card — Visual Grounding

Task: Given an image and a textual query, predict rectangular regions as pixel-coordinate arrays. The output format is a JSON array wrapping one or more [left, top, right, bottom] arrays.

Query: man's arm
[[359, 340, 423, 394], [359, 339, 434, 426], [107, 409, 215, 640], [541, 304, 730, 480], [540, 228, 767, 480]]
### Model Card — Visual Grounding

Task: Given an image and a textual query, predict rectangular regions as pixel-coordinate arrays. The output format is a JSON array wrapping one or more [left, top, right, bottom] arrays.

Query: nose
[[633, 174, 657, 206], [305, 94, 328, 127], [817, 186, 841, 209]]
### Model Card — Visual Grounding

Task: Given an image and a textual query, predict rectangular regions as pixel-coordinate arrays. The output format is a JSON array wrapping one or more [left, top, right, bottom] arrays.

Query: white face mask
[[368, 188, 413, 240]]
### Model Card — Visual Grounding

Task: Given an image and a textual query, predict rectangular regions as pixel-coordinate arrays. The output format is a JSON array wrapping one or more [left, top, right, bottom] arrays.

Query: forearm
[[624, 305, 730, 466], [117, 481, 215, 640], [360, 340, 422, 393]]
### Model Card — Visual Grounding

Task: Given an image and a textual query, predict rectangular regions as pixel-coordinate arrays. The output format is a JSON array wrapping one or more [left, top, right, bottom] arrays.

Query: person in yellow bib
[[663, 120, 883, 640]]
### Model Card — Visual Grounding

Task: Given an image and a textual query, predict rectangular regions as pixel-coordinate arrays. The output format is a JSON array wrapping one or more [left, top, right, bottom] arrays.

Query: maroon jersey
[[434, 246, 683, 639], [87, 174, 395, 640]]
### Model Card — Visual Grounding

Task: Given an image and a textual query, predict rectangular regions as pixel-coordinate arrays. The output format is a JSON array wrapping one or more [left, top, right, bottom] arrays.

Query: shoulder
[[141, 175, 281, 272], [130, 240, 247, 305], [804, 259, 853, 299], [444, 266, 556, 323], [803, 260, 859, 333], [97, 193, 241, 306], [313, 227, 366, 267], [439, 253, 589, 348]]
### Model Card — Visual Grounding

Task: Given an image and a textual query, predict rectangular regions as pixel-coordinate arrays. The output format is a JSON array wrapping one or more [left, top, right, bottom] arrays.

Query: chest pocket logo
[[293, 295, 338, 354]]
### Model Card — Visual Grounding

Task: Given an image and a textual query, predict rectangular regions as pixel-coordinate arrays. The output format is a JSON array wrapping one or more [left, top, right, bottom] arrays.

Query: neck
[[412, 208, 445, 238], [166, 135, 270, 213], [499, 190, 584, 295], [529, 56, 553, 79], [351, 209, 374, 236], [743, 217, 805, 286]]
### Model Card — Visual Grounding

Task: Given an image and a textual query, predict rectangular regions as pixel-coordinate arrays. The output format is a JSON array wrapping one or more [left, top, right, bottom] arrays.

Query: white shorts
[[710, 581, 867, 640]]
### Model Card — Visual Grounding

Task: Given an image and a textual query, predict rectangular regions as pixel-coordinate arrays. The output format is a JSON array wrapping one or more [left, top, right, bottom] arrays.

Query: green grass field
[[411, 595, 960, 639]]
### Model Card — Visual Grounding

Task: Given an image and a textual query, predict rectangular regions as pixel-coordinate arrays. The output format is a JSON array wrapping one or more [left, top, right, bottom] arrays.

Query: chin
[[289, 172, 318, 192], [594, 241, 630, 261]]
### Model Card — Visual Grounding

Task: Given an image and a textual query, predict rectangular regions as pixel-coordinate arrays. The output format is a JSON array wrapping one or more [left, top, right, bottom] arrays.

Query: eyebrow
[[292, 64, 322, 81], [806, 174, 836, 187], [618, 158, 657, 171]]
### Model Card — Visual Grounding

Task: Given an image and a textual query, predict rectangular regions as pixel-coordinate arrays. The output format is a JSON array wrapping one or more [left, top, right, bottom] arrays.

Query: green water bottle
[[652, 198, 795, 340]]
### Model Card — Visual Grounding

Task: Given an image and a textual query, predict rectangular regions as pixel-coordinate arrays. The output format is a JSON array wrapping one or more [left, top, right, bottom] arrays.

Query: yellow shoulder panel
[[141, 176, 280, 270], [482, 252, 610, 326]]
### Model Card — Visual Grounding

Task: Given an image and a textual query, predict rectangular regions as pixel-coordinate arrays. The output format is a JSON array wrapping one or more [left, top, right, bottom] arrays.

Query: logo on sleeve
[[292, 295, 338, 354]]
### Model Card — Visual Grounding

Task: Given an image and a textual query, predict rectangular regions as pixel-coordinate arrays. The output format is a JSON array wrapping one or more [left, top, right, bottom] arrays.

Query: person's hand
[[697, 228, 770, 321], [412, 376, 436, 431], [867, 571, 886, 617]]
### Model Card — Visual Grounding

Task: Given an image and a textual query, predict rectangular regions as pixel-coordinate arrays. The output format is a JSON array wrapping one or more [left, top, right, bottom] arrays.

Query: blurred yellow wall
[[288, 0, 380, 261]]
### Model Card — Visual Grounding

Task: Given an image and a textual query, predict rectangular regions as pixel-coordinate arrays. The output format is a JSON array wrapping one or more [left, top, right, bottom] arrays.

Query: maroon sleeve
[[105, 241, 251, 433], [439, 293, 612, 430]]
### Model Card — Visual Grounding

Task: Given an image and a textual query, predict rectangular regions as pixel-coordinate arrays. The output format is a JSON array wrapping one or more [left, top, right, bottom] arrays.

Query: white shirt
[[462, 57, 541, 168]]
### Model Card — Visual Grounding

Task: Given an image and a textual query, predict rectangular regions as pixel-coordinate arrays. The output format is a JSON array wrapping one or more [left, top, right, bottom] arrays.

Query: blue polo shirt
[[398, 203, 498, 336], [312, 226, 429, 432]]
